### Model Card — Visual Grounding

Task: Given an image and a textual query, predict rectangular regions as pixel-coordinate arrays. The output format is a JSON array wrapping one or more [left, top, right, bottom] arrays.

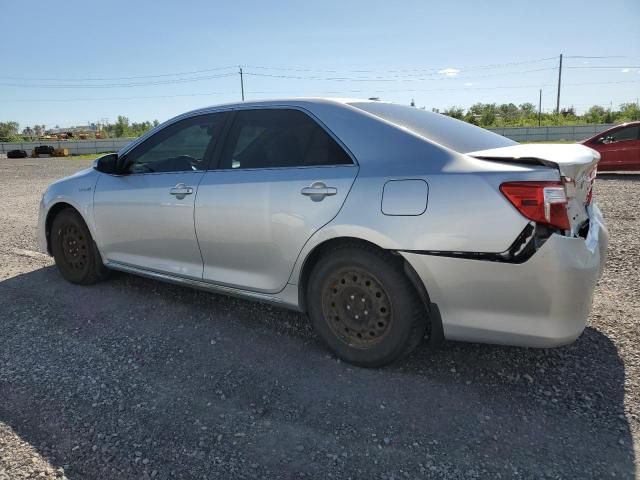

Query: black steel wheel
[[51, 208, 108, 285], [307, 244, 427, 367], [322, 266, 393, 349]]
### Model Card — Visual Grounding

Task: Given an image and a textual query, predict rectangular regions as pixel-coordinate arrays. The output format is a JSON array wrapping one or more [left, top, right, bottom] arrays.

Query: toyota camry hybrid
[[38, 99, 608, 367]]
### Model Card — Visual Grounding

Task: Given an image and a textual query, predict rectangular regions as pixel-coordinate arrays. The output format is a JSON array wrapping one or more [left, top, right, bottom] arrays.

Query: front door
[[594, 124, 640, 170], [93, 112, 227, 278], [195, 108, 359, 293]]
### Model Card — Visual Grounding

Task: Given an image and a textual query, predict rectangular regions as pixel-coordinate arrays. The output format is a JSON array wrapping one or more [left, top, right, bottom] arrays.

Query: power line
[[242, 67, 557, 83], [564, 55, 627, 59], [1, 55, 632, 91], [4, 79, 639, 103], [244, 56, 557, 74], [0, 72, 237, 88], [5, 91, 243, 102], [564, 79, 640, 86], [567, 66, 640, 69], [0, 65, 237, 82], [0, 57, 558, 83]]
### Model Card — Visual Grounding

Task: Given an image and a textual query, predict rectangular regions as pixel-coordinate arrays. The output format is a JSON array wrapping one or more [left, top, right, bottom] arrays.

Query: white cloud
[[621, 68, 630, 73], [464, 82, 473, 86], [438, 68, 460, 77]]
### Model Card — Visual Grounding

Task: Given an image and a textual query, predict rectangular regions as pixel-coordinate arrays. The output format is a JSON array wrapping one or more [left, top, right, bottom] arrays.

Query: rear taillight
[[500, 181, 570, 230]]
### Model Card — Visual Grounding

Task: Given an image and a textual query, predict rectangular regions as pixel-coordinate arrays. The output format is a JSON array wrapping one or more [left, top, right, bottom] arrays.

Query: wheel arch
[[297, 237, 431, 314], [44, 201, 84, 255]]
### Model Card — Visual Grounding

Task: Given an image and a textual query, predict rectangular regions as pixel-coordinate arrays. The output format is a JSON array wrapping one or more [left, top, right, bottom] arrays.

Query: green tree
[[442, 106, 464, 119], [584, 105, 606, 124], [497, 103, 520, 124], [467, 103, 498, 127], [0, 121, 20, 141], [519, 103, 536, 116], [619, 102, 640, 121], [113, 116, 130, 137]]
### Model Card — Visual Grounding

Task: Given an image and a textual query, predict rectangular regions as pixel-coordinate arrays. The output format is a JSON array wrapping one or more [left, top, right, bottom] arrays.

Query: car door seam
[[192, 171, 209, 279], [283, 164, 362, 290]]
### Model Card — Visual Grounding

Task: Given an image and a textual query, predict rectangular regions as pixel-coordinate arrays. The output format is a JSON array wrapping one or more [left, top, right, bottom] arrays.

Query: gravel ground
[[0, 158, 637, 479]]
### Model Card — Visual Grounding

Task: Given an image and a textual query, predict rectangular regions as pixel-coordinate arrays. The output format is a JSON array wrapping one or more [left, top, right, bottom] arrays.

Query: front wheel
[[307, 245, 427, 367], [50, 208, 108, 285]]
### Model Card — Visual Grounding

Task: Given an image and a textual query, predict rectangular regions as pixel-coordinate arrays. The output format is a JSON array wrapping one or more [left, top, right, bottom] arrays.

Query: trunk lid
[[467, 144, 600, 236]]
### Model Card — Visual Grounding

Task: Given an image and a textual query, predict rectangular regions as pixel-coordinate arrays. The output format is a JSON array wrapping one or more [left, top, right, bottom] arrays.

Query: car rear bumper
[[400, 205, 608, 348]]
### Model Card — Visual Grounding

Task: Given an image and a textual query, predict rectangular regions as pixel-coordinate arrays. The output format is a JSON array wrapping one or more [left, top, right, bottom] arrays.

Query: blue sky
[[2, 0, 639, 128]]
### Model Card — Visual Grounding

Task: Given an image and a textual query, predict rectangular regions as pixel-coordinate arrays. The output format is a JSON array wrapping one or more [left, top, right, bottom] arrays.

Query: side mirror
[[93, 153, 119, 174]]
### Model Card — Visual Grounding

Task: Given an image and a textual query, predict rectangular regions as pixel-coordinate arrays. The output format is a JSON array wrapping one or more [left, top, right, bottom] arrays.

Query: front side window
[[125, 113, 226, 173], [218, 109, 352, 169], [606, 125, 640, 143]]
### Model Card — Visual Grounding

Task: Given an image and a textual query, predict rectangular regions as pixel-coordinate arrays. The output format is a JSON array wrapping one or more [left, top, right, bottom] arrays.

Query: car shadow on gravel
[[0, 266, 635, 479], [597, 173, 640, 181]]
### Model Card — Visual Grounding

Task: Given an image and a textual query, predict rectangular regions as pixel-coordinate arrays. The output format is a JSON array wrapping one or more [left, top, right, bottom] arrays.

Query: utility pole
[[555, 53, 563, 114], [239, 66, 245, 101], [538, 89, 542, 126]]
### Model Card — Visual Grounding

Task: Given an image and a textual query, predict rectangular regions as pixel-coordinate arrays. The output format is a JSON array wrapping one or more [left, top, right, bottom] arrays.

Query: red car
[[581, 121, 640, 171]]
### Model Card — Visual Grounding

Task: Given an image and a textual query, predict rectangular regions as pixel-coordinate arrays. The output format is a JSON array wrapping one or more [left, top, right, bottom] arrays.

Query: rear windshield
[[349, 102, 516, 153]]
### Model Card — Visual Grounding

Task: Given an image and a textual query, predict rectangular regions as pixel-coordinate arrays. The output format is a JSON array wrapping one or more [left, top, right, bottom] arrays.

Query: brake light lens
[[500, 181, 570, 230]]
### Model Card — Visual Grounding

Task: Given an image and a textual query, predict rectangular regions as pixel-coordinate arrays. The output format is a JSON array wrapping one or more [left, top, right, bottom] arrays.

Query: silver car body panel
[[38, 167, 101, 256], [401, 204, 608, 346], [38, 98, 608, 349], [106, 260, 302, 310], [93, 170, 205, 279], [195, 165, 358, 293]]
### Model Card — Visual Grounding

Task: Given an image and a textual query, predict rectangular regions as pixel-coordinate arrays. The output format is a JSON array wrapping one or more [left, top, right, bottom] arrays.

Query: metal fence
[[0, 138, 134, 155], [0, 124, 615, 156], [488, 124, 613, 142]]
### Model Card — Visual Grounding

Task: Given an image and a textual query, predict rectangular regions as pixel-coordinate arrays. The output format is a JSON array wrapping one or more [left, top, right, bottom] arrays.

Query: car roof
[[179, 97, 372, 116], [600, 120, 640, 132]]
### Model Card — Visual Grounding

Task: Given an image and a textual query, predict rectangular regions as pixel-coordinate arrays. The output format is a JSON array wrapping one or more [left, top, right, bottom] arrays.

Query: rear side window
[[218, 109, 352, 169]]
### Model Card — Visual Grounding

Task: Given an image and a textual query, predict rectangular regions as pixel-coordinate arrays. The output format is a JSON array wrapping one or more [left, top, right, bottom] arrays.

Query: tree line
[[433, 102, 640, 128], [0, 115, 159, 142], [1, 103, 639, 142]]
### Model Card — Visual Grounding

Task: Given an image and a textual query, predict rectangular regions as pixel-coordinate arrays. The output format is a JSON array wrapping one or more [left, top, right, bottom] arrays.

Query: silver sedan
[[38, 99, 608, 367]]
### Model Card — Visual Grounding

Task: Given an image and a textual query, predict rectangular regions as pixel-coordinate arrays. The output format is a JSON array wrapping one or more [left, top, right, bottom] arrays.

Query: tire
[[50, 208, 108, 285], [306, 244, 427, 367]]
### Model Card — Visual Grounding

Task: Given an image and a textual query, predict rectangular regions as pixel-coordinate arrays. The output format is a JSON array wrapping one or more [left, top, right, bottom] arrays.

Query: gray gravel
[[0, 158, 638, 479]]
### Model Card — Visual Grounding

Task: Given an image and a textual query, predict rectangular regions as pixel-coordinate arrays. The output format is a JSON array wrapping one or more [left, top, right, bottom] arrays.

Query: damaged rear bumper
[[400, 205, 609, 348]]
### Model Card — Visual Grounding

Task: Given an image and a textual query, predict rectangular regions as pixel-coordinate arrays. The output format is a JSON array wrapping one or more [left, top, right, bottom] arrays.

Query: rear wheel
[[50, 208, 108, 285], [307, 245, 427, 367]]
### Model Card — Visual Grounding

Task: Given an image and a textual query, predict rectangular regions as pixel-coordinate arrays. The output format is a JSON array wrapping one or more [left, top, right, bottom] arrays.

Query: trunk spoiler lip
[[466, 143, 600, 179]]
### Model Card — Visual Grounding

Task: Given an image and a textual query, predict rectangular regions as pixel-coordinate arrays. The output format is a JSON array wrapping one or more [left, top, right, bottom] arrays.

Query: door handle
[[301, 182, 337, 201], [169, 183, 194, 200]]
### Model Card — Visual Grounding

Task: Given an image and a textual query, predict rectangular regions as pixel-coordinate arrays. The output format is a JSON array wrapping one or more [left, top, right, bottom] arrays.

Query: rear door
[[195, 108, 358, 293], [93, 112, 227, 278]]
